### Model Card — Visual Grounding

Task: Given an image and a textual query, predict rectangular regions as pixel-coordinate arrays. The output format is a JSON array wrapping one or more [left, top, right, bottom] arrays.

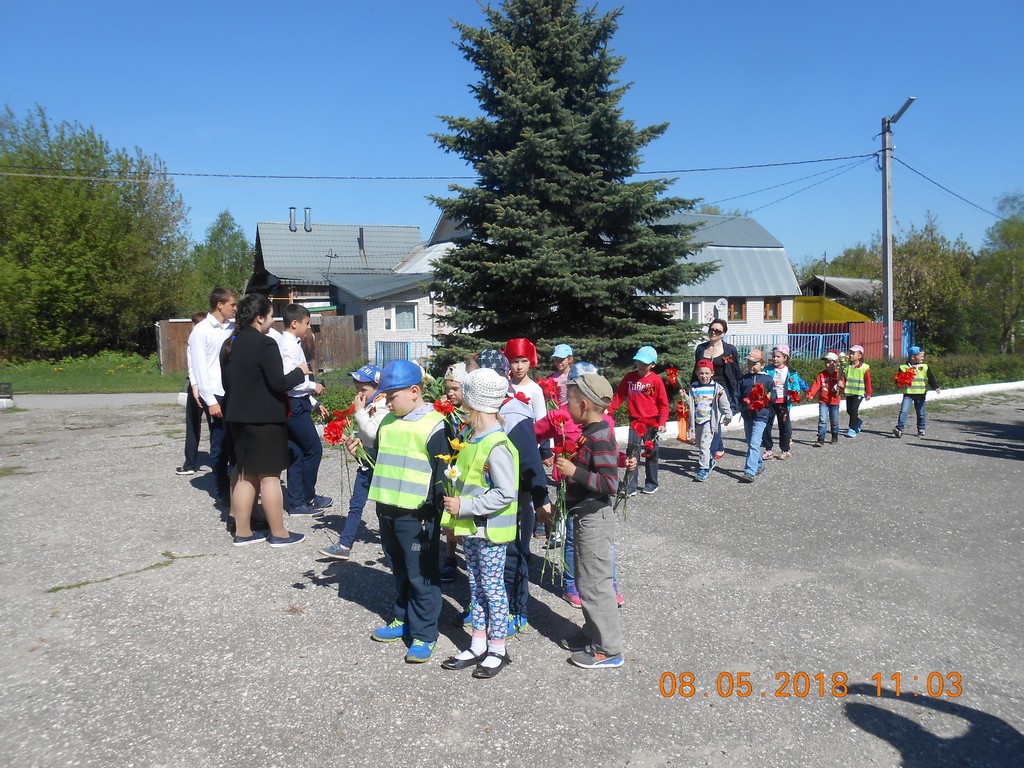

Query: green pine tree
[[429, 0, 715, 368]]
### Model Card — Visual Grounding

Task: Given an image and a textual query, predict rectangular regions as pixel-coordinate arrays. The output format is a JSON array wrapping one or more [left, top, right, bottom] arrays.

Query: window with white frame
[[394, 303, 417, 331], [680, 301, 701, 321]]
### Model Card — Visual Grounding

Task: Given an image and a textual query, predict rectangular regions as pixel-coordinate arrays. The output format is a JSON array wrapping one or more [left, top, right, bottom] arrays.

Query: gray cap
[[568, 373, 613, 409]]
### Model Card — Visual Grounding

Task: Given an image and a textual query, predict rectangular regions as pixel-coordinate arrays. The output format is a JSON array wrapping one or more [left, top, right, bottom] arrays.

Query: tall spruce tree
[[430, 0, 715, 367]]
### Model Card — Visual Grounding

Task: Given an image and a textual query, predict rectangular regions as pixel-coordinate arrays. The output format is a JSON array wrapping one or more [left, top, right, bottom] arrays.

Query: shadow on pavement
[[902, 417, 1024, 462], [844, 684, 1024, 767]]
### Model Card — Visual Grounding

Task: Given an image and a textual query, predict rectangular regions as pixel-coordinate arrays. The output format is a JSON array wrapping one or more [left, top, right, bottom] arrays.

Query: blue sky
[[2, 0, 1021, 265]]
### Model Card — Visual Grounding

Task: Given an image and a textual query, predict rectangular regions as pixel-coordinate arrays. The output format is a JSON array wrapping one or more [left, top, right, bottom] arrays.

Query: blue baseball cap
[[551, 343, 573, 359], [377, 360, 423, 392], [908, 345, 923, 356], [568, 361, 598, 380], [348, 364, 382, 385], [633, 345, 658, 365]]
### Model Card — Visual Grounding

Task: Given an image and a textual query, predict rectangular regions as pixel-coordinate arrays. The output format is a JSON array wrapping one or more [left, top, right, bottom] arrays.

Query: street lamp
[[881, 96, 915, 359]]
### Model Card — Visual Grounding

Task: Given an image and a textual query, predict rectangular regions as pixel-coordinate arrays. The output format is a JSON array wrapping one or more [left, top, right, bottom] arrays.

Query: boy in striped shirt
[[549, 373, 624, 670]]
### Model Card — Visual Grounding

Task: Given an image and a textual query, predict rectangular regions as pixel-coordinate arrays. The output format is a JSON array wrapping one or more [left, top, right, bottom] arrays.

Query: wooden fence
[[157, 313, 365, 375]]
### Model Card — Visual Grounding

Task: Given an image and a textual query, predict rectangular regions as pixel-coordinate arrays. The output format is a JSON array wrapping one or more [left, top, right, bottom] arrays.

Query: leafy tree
[[429, 0, 714, 367], [892, 213, 975, 353], [180, 210, 253, 314], [0, 105, 189, 359], [975, 192, 1024, 353]]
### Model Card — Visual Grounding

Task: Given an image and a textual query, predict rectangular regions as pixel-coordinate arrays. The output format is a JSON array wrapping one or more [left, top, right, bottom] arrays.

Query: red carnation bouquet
[[894, 368, 917, 389], [324, 402, 375, 467], [537, 377, 562, 410], [664, 366, 679, 388], [743, 383, 770, 412], [787, 389, 801, 404]]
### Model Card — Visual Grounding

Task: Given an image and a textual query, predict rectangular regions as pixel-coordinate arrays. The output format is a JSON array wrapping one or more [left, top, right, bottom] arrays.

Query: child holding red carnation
[[807, 351, 845, 446], [608, 346, 669, 496], [737, 349, 775, 483], [893, 345, 940, 438]]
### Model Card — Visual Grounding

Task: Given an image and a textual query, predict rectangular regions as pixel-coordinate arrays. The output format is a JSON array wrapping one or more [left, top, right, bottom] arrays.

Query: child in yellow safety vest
[[893, 346, 941, 438], [844, 345, 873, 437], [440, 368, 519, 679]]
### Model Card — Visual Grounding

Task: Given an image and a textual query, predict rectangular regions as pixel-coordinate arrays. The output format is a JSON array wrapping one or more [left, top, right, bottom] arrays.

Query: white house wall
[[672, 298, 794, 335]]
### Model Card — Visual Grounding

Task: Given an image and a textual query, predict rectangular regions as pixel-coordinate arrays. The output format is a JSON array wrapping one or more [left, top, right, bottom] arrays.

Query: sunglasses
[[708, 328, 724, 335]]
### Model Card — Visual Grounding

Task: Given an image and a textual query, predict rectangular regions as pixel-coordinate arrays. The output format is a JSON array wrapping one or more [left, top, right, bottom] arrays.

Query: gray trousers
[[573, 504, 623, 656]]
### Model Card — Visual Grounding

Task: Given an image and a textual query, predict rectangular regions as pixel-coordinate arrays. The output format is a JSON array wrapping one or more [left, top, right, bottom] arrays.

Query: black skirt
[[228, 422, 289, 475]]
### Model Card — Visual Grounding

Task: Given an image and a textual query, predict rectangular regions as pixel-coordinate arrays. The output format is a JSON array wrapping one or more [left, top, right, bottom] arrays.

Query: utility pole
[[881, 96, 915, 359]]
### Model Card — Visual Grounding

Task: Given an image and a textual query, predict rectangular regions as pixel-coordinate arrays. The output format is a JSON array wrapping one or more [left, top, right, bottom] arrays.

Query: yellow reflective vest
[[440, 430, 519, 544], [845, 363, 870, 397], [899, 363, 929, 395], [368, 409, 444, 510]]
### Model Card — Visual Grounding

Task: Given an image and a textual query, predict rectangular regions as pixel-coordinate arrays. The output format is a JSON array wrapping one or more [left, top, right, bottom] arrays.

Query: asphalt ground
[[1, 391, 1022, 767]]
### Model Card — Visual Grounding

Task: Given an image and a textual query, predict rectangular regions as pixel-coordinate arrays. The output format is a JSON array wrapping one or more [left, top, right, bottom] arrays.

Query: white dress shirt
[[276, 330, 318, 402], [188, 313, 234, 406]]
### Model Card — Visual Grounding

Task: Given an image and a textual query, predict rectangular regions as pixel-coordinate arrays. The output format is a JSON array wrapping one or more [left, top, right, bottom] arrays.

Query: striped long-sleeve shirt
[[565, 420, 620, 516]]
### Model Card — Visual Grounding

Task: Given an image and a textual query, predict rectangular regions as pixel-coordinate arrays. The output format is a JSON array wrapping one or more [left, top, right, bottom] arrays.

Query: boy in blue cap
[[319, 364, 386, 561], [893, 346, 941, 438], [354, 360, 448, 663], [608, 345, 669, 495]]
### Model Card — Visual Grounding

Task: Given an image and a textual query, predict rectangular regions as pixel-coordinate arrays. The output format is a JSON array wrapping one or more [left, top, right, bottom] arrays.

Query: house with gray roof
[[660, 213, 800, 333]]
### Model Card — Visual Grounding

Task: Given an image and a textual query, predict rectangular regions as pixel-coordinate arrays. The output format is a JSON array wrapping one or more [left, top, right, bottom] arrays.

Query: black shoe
[[441, 650, 487, 670], [472, 651, 512, 679], [830, 434, 839, 444], [175, 466, 196, 476]]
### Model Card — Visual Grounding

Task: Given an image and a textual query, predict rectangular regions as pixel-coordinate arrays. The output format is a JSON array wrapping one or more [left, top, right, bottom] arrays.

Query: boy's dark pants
[[573, 505, 622, 656], [285, 395, 323, 509], [377, 507, 442, 644], [183, 388, 203, 471], [503, 490, 536, 618], [762, 401, 792, 452], [205, 395, 230, 499], [626, 426, 658, 493]]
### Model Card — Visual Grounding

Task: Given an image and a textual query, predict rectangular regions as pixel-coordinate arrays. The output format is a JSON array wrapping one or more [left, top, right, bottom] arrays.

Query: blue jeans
[[742, 415, 768, 477], [626, 426, 659, 493], [285, 396, 324, 509], [817, 403, 840, 439], [897, 394, 927, 432], [338, 466, 372, 548], [205, 395, 230, 498]]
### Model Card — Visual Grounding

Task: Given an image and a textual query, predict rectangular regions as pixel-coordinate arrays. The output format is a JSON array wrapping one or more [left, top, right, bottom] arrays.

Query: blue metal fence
[[725, 333, 850, 361], [374, 340, 433, 367]]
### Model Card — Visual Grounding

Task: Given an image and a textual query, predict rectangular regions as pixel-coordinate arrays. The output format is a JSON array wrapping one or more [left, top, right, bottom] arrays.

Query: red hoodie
[[609, 371, 669, 428]]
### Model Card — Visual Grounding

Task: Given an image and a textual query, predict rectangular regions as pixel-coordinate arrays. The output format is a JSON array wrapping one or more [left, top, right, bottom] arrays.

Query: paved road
[[1, 392, 1022, 767]]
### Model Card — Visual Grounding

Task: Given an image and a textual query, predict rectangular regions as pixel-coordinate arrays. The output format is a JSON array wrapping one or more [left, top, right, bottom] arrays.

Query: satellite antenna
[[714, 298, 728, 319]]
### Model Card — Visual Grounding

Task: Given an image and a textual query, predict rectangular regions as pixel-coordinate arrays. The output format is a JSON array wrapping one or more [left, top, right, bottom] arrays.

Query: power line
[[892, 156, 1005, 221], [706, 157, 873, 206], [0, 152, 879, 184]]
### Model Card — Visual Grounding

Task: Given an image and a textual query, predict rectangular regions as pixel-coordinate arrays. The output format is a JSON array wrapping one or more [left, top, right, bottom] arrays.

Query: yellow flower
[[449, 437, 468, 452], [435, 453, 455, 464]]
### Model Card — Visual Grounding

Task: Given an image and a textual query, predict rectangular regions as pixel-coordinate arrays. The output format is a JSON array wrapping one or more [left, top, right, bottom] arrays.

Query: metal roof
[[255, 222, 423, 285], [661, 212, 785, 249], [802, 275, 880, 297], [327, 271, 432, 302], [394, 242, 454, 274], [672, 246, 800, 298]]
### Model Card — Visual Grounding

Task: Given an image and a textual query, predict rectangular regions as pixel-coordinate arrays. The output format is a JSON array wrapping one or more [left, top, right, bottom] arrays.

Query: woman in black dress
[[221, 294, 309, 547], [692, 318, 743, 461]]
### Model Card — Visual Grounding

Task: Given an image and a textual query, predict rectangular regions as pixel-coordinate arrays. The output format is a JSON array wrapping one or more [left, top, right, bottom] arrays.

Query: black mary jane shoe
[[441, 651, 487, 671], [471, 651, 512, 679]]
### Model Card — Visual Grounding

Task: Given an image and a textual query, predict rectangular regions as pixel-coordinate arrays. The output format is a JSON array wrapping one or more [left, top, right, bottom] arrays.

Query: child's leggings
[[464, 537, 509, 639]]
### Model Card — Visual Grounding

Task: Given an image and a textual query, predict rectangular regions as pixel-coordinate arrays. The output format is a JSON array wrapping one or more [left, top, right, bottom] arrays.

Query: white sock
[[480, 640, 506, 668], [469, 634, 487, 655]]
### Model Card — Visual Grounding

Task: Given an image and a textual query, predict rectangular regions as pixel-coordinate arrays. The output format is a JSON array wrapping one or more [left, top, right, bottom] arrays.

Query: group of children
[[685, 341, 940, 484]]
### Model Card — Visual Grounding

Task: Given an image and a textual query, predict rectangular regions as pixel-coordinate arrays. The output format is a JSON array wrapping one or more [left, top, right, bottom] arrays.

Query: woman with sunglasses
[[692, 319, 742, 461]]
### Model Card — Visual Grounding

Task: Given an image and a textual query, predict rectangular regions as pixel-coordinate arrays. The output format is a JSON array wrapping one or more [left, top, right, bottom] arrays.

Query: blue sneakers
[[267, 532, 305, 548], [694, 468, 710, 482], [308, 495, 334, 510], [371, 619, 405, 642], [287, 504, 323, 517], [846, 428, 857, 438], [507, 614, 529, 637], [318, 542, 351, 560], [405, 639, 436, 663], [232, 531, 267, 547], [569, 647, 624, 669]]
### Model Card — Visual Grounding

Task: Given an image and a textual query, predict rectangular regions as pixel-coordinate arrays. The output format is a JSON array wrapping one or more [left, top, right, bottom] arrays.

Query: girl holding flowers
[[440, 368, 520, 679]]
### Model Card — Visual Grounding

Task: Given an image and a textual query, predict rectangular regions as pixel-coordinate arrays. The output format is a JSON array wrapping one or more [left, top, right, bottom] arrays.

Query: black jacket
[[221, 326, 305, 424]]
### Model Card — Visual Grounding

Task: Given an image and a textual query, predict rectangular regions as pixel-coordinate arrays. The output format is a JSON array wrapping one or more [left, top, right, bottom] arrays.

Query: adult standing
[[692, 319, 742, 461], [176, 312, 209, 476], [188, 288, 237, 503], [220, 294, 309, 547]]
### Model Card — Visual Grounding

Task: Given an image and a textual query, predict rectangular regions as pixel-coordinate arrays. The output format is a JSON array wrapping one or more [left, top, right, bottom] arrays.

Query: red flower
[[538, 377, 562, 403], [333, 403, 357, 420], [548, 411, 569, 428], [323, 419, 345, 446], [664, 366, 679, 387], [744, 383, 770, 411], [787, 390, 801, 404], [513, 391, 531, 405], [630, 418, 655, 436], [894, 369, 916, 388], [561, 438, 579, 458], [675, 400, 688, 419], [643, 439, 655, 451], [433, 399, 455, 415]]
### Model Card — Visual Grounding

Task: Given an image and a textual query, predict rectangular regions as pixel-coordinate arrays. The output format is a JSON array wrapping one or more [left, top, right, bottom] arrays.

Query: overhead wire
[[892, 156, 1006, 221]]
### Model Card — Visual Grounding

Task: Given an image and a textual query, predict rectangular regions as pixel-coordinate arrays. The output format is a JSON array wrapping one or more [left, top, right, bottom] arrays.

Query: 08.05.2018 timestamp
[[658, 671, 963, 699]]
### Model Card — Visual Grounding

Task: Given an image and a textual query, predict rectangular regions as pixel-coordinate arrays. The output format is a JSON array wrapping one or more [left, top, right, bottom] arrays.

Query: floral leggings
[[464, 537, 509, 639]]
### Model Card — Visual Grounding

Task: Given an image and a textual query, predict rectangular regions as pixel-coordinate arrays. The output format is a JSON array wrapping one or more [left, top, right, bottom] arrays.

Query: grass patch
[[0, 351, 183, 394], [45, 550, 215, 593], [0, 465, 32, 477]]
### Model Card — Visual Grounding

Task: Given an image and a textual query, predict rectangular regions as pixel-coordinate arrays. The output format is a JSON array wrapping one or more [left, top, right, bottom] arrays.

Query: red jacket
[[609, 371, 669, 427], [807, 370, 844, 405]]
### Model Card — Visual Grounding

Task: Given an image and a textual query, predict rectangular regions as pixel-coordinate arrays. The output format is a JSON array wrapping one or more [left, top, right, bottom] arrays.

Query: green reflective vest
[[899, 363, 929, 395], [368, 409, 444, 510], [440, 430, 519, 544], [845, 363, 870, 397]]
